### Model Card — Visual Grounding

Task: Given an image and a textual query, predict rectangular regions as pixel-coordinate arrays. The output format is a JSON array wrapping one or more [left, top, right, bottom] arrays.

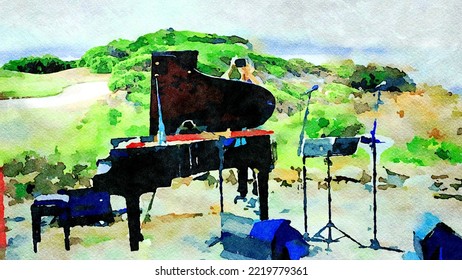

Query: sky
[[1, 0, 462, 91]]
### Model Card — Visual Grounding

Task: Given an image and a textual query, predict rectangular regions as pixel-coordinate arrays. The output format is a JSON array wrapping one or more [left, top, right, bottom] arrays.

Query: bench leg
[[63, 225, 70, 251]]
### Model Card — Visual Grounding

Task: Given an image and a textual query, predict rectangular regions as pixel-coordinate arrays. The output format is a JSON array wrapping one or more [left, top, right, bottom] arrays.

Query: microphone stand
[[364, 87, 402, 253], [298, 85, 318, 240]]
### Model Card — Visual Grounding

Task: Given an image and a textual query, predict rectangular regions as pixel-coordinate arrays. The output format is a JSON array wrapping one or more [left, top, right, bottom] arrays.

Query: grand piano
[[91, 50, 276, 251]]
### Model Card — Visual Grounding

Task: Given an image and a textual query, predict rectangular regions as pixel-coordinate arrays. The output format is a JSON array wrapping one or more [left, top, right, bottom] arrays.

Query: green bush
[[88, 56, 119, 73], [78, 46, 109, 67], [435, 141, 462, 164], [108, 109, 122, 126], [107, 39, 132, 58], [188, 33, 249, 45], [322, 83, 359, 104], [349, 64, 416, 92], [382, 137, 462, 165], [281, 81, 307, 99], [321, 59, 356, 79], [305, 111, 365, 138], [285, 58, 315, 77], [2, 55, 75, 74], [79, 45, 124, 73], [113, 54, 151, 72], [109, 69, 149, 92], [3, 153, 93, 197], [248, 53, 288, 78]]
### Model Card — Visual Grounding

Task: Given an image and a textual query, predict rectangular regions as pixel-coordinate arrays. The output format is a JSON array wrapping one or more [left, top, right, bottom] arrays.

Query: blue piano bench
[[31, 188, 114, 252]]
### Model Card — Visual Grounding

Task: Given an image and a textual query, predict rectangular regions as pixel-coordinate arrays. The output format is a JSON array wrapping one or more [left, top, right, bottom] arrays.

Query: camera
[[234, 58, 247, 68]]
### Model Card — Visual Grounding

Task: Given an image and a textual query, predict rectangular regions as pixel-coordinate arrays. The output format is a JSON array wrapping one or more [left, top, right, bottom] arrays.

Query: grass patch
[[81, 235, 113, 247], [0, 69, 72, 99]]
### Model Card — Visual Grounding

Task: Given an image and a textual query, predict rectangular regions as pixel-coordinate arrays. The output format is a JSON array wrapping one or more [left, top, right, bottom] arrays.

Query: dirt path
[[0, 81, 111, 109]]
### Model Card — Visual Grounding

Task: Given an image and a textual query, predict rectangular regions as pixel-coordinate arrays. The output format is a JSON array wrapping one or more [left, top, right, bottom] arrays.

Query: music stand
[[301, 137, 364, 249], [298, 85, 363, 249]]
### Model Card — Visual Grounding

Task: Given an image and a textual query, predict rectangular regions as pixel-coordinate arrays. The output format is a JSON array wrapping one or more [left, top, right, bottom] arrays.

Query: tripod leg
[[333, 225, 364, 247], [302, 156, 308, 237]]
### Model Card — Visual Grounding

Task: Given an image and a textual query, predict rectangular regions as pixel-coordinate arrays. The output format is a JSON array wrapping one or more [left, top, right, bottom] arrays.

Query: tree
[[2, 55, 75, 74]]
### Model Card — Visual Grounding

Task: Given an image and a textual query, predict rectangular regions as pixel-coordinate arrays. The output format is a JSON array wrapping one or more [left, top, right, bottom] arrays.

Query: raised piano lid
[[149, 50, 276, 135]]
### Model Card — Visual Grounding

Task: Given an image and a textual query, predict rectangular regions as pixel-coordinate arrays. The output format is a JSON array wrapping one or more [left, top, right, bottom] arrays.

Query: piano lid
[[149, 50, 276, 136]]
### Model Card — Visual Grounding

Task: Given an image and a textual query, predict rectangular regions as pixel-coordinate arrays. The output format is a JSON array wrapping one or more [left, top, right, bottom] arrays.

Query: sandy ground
[[0, 81, 110, 109], [3, 164, 461, 260], [1, 70, 461, 260], [0, 74, 112, 154]]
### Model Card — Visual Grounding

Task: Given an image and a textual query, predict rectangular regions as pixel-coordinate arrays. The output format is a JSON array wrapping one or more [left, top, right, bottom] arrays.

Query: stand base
[[309, 222, 364, 248], [362, 238, 403, 253]]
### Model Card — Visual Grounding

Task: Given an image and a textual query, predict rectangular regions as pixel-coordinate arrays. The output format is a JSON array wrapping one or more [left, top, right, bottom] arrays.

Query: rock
[[354, 101, 372, 114], [378, 184, 395, 190], [450, 178, 462, 191], [429, 182, 444, 192], [225, 170, 238, 185], [332, 166, 364, 184], [384, 167, 410, 188], [431, 174, 449, 180], [434, 193, 462, 201], [318, 181, 328, 190], [359, 171, 372, 185]]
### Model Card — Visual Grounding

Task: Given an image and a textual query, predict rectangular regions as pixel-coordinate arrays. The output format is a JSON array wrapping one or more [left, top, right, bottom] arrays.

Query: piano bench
[[31, 189, 114, 252]]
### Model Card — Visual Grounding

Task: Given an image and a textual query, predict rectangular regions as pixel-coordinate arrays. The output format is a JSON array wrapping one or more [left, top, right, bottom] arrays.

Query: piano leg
[[31, 205, 41, 253], [237, 167, 248, 197], [257, 169, 269, 220], [126, 195, 143, 251]]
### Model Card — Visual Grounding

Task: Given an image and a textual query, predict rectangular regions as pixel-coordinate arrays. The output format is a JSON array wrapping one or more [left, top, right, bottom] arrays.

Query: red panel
[[0, 167, 6, 248], [230, 129, 274, 138], [126, 142, 146, 149], [122, 130, 274, 149]]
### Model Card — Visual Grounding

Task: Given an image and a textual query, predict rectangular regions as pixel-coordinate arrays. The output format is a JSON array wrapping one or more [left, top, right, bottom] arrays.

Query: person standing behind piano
[[222, 57, 262, 205], [221, 57, 263, 85]]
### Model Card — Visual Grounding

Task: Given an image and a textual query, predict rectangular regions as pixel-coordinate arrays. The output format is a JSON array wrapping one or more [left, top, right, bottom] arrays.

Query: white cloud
[[1, 0, 461, 88]]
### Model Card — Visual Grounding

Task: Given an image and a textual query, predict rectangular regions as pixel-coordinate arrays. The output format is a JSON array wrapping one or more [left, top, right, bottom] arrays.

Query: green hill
[[1, 28, 461, 199]]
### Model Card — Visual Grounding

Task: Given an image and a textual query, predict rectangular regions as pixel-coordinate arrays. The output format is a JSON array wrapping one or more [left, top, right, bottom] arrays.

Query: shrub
[[248, 53, 288, 78], [382, 137, 462, 165], [321, 59, 356, 79], [322, 83, 359, 104], [349, 64, 416, 92], [435, 141, 462, 164], [108, 108, 122, 126], [305, 112, 365, 138], [3, 153, 92, 198], [2, 55, 75, 74], [87, 56, 119, 73], [285, 58, 315, 77]]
